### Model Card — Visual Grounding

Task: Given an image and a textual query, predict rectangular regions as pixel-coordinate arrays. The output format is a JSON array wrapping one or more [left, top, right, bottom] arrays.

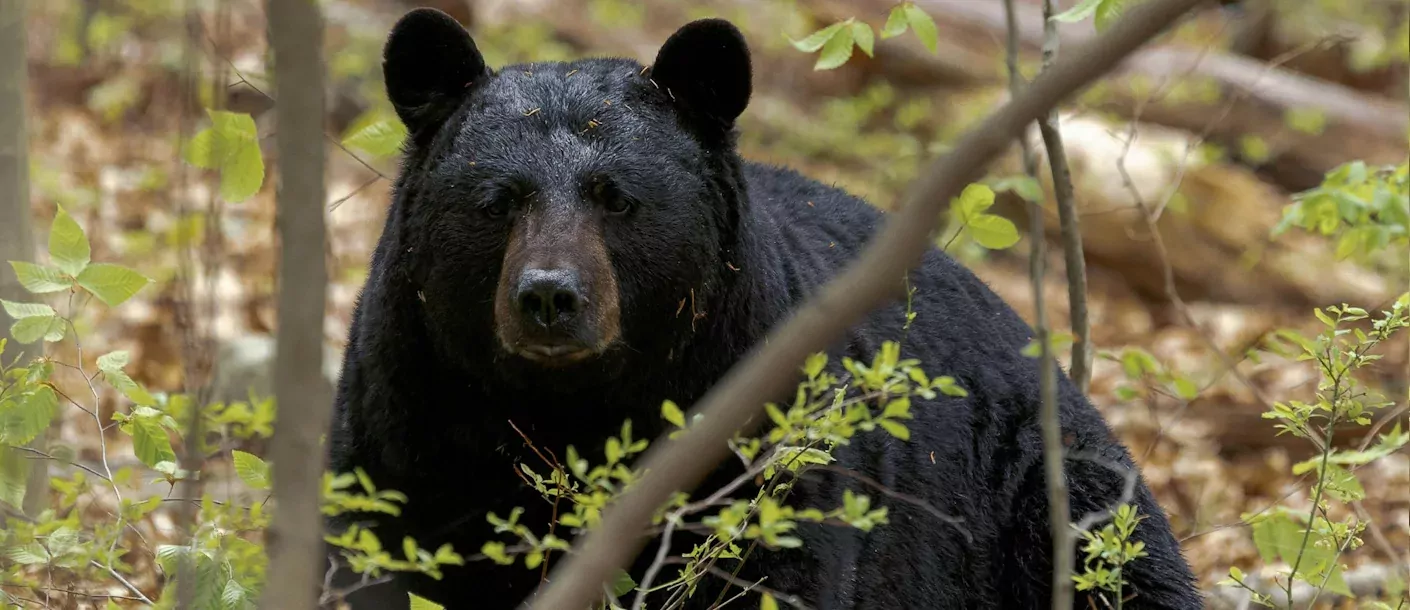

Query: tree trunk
[[0, 0, 48, 520], [259, 0, 329, 608]]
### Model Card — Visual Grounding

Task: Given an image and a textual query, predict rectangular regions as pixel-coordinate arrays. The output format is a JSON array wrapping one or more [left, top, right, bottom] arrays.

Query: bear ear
[[649, 19, 752, 132], [382, 8, 490, 141]]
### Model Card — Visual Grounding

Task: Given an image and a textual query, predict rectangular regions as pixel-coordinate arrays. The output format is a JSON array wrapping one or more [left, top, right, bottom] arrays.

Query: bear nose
[[516, 268, 582, 329]]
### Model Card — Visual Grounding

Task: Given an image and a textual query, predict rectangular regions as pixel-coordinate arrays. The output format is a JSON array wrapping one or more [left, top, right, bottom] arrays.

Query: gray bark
[[0, 0, 47, 519], [259, 0, 330, 608]]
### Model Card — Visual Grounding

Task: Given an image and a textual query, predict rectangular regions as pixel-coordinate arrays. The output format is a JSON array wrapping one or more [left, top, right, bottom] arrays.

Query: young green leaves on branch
[[1072, 503, 1149, 603], [341, 108, 409, 159], [947, 184, 1021, 250], [790, 3, 939, 71], [1221, 296, 1410, 607], [4, 207, 152, 344], [1273, 160, 1409, 262], [475, 342, 966, 608], [183, 109, 265, 203]]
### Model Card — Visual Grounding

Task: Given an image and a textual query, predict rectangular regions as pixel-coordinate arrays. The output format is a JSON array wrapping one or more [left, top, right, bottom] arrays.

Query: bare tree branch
[[1001, 0, 1067, 607], [528, 1, 1211, 607], [259, 1, 331, 608], [1034, 0, 1091, 395]]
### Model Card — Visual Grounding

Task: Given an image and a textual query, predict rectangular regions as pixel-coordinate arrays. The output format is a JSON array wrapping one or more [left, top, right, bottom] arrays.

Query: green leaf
[[220, 138, 265, 203], [102, 366, 156, 406], [1051, 0, 1103, 23], [1250, 513, 1304, 565], [851, 22, 875, 57], [882, 397, 912, 419], [128, 415, 177, 468], [1, 300, 56, 319], [1239, 134, 1271, 164], [903, 4, 939, 54], [76, 263, 151, 307], [221, 580, 251, 609], [1283, 107, 1327, 135], [185, 111, 264, 203], [1322, 564, 1353, 598], [1313, 307, 1335, 328], [342, 112, 409, 159], [660, 400, 685, 428], [803, 352, 827, 379], [881, 6, 910, 39], [3, 542, 47, 565], [955, 183, 996, 217], [761, 592, 780, 610], [1171, 377, 1199, 400], [0, 445, 29, 509], [878, 419, 910, 441], [1319, 464, 1365, 503], [97, 350, 130, 372], [10, 316, 65, 344], [182, 129, 222, 169], [966, 214, 1021, 249], [479, 541, 513, 565], [10, 262, 71, 293], [610, 568, 637, 597], [605, 436, 623, 464], [814, 25, 855, 71], [49, 206, 91, 277], [774, 446, 835, 471], [992, 176, 1044, 204], [788, 22, 844, 53], [409, 593, 445, 610], [765, 402, 788, 427], [1093, 0, 1126, 32], [232, 450, 271, 490], [210, 109, 256, 141], [1323, 425, 1408, 466], [0, 386, 59, 446]]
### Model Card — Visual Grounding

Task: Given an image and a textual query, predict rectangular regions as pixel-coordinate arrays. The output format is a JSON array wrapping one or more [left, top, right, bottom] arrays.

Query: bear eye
[[483, 196, 511, 218], [592, 180, 634, 216]]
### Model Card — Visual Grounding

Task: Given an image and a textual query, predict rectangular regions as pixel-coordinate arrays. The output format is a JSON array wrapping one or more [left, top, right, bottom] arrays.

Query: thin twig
[[329, 174, 383, 211], [660, 558, 812, 609], [90, 560, 154, 605], [0, 583, 145, 603], [1003, 0, 1069, 608], [810, 464, 969, 538], [14, 446, 111, 483], [1035, 0, 1091, 394], [629, 513, 680, 610], [1065, 452, 1138, 533], [505, 420, 567, 586]]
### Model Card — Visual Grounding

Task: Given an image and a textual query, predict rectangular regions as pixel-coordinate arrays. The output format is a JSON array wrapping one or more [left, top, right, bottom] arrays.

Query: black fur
[[326, 10, 1201, 609]]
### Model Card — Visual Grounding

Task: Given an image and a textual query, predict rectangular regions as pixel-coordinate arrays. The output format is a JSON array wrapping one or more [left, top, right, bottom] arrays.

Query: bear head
[[381, 9, 753, 388]]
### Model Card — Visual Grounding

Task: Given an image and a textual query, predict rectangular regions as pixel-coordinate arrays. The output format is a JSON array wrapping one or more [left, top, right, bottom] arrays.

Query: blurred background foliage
[[1, 0, 1406, 606]]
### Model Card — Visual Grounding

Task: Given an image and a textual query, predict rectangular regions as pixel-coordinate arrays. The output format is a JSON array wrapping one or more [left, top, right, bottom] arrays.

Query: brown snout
[[494, 201, 621, 366]]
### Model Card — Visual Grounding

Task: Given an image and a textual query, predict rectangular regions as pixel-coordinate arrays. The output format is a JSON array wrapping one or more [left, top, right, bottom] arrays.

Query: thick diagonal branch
[[529, 0, 1210, 607]]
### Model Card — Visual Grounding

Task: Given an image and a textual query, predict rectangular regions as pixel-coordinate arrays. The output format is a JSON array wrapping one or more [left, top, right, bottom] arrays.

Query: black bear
[[325, 8, 1202, 610]]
